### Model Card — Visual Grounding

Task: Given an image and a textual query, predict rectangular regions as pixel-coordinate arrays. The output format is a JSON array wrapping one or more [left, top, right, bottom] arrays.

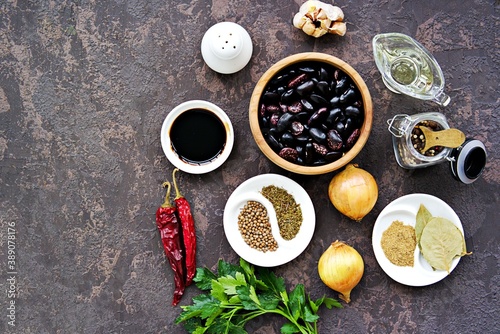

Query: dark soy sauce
[[170, 108, 226, 164]]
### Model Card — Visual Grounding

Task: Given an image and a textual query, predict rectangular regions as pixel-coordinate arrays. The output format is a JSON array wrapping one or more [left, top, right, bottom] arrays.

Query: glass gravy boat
[[373, 33, 450, 106]]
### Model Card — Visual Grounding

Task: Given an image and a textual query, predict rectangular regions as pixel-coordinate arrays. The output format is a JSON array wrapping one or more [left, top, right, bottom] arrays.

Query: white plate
[[223, 174, 315, 267], [372, 193, 464, 286]]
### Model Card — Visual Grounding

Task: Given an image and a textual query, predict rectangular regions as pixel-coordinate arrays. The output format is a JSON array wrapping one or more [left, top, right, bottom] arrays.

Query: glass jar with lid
[[387, 112, 487, 184]]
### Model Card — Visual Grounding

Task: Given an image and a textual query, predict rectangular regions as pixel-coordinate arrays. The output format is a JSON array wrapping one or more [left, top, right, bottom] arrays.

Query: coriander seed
[[237, 201, 278, 252]]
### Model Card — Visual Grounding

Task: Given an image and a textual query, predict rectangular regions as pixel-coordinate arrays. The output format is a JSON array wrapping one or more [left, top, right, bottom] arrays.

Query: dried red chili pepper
[[172, 168, 197, 286], [155, 181, 185, 306]]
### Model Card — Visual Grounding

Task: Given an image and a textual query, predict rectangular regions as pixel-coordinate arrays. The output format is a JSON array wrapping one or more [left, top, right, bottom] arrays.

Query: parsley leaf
[[194, 267, 217, 291], [176, 258, 341, 334]]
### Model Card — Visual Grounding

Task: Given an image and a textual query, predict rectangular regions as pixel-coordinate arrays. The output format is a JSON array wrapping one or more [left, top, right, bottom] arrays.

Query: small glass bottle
[[387, 112, 451, 169], [387, 112, 487, 184]]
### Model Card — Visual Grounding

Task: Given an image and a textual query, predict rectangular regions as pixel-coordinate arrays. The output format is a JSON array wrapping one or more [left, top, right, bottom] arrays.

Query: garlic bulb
[[293, 0, 347, 38]]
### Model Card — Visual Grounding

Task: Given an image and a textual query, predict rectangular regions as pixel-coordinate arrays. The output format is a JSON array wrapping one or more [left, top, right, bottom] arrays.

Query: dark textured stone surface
[[0, 1, 498, 333]]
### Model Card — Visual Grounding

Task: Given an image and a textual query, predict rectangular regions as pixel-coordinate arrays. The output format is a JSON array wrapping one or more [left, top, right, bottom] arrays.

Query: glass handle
[[432, 91, 451, 106], [387, 114, 410, 138]]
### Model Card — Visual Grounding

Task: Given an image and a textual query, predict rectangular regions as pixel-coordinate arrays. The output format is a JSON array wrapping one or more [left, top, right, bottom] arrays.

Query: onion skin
[[328, 164, 378, 222], [318, 240, 364, 303]]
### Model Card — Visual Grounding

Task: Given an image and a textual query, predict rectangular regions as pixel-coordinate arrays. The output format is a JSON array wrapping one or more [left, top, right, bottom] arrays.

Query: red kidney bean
[[279, 147, 299, 161]]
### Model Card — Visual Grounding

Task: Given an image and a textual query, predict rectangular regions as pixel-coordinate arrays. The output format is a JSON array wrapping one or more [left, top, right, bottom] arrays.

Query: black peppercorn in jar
[[387, 112, 452, 169], [410, 120, 445, 156], [387, 112, 487, 184]]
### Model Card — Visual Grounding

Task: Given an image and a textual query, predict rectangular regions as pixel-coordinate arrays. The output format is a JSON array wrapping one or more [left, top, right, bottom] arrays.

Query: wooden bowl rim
[[249, 52, 373, 175]]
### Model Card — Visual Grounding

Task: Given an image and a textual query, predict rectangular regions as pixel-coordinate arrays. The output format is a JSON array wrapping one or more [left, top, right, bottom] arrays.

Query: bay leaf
[[415, 204, 433, 249], [420, 217, 470, 273]]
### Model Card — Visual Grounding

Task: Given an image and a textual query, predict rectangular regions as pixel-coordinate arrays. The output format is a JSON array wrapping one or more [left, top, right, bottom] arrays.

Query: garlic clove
[[328, 21, 347, 36], [315, 8, 328, 21], [293, 13, 308, 29], [293, 0, 347, 38], [323, 5, 344, 22]]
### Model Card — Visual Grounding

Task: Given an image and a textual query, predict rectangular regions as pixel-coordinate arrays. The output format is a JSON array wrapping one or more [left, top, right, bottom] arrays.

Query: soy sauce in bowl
[[170, 108, 226, 164], [161, 100, 234, 174]]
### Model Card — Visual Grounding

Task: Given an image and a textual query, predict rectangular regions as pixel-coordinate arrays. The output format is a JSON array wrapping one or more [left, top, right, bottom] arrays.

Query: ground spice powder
[[381, 220, 417, 267]]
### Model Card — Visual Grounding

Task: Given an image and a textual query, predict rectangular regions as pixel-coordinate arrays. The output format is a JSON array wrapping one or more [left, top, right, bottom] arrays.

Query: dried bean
[[309, 128, 327, 143], [340, 87, 357, 104], [325, 151, 343, 162], [296, 112, 309, 124], [335, 76, 349, 94], [287, 101, 303, 114], [346, 128, 361, 149], [291, 121, 304, 136], [278, 103, 287, 113], [317, 81, 332, 97], [327, 129, 343, 150], [330, 96, 340, 107], [277, 113, 294, 132], [297, 80, 315, 96], [270, 113, 280, 126], [310, 94, 329, 107], [299, 67, 316, 74], [296, 145, 304, 158], [267, 105, 280, 113], [313, 143, 328, 156], [281, 132, 295, 146], [266, 134, 282, 151], [326, 108, 343, 126], [305, 142, 315, 164], [295, 135, 309, 145], [263, 92, 280, 104], [308, 107, 328, 126], [279, 147, 299, 162], [288, 73, 308, 88], [320, 67, 331, 81], [270, 74, 289, 88], [344, 118, 355, 136], [334, 121, 345, 135], [300, 99, 314, 112], [281, 89, 295, 103], [260, 104, 266, 116], [345, 106, 361, 118]]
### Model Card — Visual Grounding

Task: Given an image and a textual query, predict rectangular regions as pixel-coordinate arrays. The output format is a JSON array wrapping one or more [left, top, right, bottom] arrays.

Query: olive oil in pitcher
[[373, 33, 450, 106]]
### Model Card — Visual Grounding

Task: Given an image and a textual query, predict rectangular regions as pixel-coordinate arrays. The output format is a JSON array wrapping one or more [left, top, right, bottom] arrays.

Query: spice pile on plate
[[261, 185, 303, 240], [381, 220, 416, 267], [237, 201, 278, 252]]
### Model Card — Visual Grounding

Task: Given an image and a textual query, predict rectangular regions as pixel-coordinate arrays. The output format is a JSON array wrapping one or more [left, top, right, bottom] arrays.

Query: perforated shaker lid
[[201, 22, 253, 74], [449, 138, 487, 184]]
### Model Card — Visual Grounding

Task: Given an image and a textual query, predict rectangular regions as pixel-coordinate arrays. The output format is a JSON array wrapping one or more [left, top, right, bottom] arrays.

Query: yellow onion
[[328, 164, 378, 222], [318, 240, 364, 303]]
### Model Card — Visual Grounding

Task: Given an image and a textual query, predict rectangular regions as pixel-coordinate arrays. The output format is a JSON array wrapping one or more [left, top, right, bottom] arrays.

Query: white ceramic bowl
[[160, 100, 234, 174]]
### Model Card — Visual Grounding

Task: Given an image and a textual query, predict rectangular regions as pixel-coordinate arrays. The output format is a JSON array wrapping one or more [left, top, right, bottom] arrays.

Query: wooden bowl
[[249, 52, 373, 175]]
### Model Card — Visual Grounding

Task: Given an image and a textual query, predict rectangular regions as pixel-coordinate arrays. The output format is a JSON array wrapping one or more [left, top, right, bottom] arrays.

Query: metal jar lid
[[449, 138, 487, 184]]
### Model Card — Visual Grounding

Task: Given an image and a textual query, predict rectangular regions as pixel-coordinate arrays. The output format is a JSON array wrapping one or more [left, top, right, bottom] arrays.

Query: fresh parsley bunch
[[175, 258, 342, 334]]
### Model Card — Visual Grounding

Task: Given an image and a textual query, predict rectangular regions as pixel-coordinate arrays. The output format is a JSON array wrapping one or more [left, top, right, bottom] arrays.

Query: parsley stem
[[264, 309, 312, 334]]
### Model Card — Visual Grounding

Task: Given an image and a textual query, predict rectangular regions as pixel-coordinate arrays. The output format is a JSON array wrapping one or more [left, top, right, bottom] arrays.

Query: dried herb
[[420, 217, 471, 273], [415, 204, 433, 250], [381, 220, 417, 267], [261, 185, 303, 240]]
